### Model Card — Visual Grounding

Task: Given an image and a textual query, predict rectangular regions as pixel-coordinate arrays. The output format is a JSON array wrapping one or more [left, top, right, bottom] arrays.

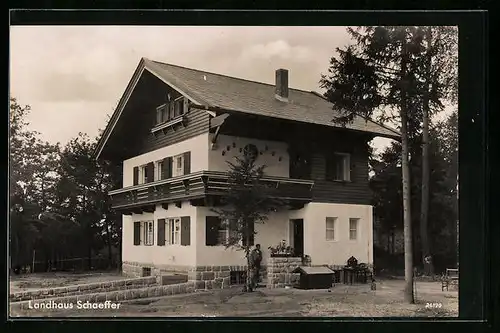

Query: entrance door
[[291, 219, 304, 257]]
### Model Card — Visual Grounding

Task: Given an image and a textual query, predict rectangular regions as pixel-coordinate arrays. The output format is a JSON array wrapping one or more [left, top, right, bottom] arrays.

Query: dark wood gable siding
[[101, 70, 210, 161], [136, 107, 210, 156], [218, 113, 374, 205]]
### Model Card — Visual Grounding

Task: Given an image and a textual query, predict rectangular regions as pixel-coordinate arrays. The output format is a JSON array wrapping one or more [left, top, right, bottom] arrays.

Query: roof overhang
[[95, 58, 400, 160]]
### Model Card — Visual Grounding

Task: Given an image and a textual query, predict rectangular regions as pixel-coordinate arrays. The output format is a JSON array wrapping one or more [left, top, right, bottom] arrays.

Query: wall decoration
[[232, 142, 236, 148], [222, 151, 226, 156], [271, 151, 275, 156], [239, 148, 243, 153], [265, 145, 269, 151], [243, 144, 259, 162], [226, 145, 231, 151], [278, 156, 282, 162]]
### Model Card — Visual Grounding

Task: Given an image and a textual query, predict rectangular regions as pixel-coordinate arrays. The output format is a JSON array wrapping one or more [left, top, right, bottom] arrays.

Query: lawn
[[10, 279, 458, 318]]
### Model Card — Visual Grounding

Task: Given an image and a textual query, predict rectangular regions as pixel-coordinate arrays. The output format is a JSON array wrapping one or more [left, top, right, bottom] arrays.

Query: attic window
[[155, 97, 185, 126], [151, 97, 188, 134]]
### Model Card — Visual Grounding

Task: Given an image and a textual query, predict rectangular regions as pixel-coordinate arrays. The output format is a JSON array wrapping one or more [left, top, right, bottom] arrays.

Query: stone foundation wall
[[10, 276, 157, 302], [122, 261, 190, 278], [12, 281, 199, 311], [123, 262, 266, 290], [266, 257, 301, 289]]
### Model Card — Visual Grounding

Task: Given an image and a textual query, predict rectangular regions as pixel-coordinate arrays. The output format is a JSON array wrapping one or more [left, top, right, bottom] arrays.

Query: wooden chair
[[441, 268, 459, 291]]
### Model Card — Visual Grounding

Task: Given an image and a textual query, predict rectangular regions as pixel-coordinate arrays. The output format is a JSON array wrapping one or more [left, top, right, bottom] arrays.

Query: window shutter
[[157, 219, 165, 246], [169, 102, 175, 120], [163, 157, 172, 179], [206, 216, 220, 246], [133, 167, 139, 185], [133, 222, 141, 245], [181, 216, 191, 246], [183, 152, 191, 175], [156, 106, 163, 124], [182, 97, 189, 115], [146, 162, 154, 183], [242, 221, 255, 246]]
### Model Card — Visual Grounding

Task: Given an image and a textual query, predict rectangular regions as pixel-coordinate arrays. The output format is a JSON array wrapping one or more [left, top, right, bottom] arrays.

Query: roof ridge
[[149, 58, 318, 95]]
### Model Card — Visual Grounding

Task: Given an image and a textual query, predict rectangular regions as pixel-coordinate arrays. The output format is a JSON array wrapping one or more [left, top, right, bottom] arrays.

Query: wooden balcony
[[109, 171, 314, 213]]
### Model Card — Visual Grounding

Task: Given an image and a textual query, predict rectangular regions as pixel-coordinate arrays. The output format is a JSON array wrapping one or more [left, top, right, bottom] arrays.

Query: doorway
[[290, 219, 304, 257]]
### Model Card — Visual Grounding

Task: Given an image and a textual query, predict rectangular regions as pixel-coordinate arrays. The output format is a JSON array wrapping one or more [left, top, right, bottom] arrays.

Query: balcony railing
[[109, 171, 314, 211]]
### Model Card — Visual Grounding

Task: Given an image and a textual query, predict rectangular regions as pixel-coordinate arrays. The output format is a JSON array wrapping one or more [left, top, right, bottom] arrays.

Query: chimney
[[275, 68, 289, 102]]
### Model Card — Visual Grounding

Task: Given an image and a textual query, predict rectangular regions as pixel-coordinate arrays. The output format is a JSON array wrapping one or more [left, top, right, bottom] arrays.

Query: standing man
[[250, 244, 263, 288]]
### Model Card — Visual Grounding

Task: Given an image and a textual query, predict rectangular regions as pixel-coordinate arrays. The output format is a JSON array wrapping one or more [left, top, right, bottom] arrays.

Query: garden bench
[[441, 268, 459, 291]]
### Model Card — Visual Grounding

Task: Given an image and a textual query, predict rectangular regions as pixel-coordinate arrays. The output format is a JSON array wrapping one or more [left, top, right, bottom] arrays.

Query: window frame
[[138, 164, 148, 185], [165, 218, 181, 245], [172, 154, 185, 177], [325, 217, 337, 241], [333, 152, 351, 182], [174, 96, 184, 117], [349, 218, 359, 240], [217, 220, 239, 246], [154, 160, 163, 181], [141, 221, 154, 246]]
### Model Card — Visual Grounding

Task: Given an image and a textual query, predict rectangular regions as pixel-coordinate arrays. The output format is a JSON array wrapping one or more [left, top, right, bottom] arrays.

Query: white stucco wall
[[302, 203, 373, 266], [195, 207, 290, 266], [122, 202, 373, 268], [121, 201, 198, 267], [208, 134, 289, 178], [122, 133, 210, 187]]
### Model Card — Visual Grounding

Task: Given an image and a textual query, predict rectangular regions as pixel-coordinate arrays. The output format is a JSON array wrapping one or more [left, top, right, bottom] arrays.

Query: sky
[[10, 26, 404, 153]]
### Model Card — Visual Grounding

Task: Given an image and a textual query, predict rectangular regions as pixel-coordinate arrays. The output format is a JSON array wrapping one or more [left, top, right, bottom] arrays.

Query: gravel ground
[[10, 279, 458, 318]]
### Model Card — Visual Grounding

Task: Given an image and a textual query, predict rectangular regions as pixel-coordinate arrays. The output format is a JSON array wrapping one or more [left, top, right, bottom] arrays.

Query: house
[[94, 58, 400, 283]]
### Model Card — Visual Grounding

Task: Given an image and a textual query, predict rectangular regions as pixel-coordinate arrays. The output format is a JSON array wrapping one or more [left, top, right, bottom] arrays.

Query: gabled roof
[[95, 57, 400, 159]]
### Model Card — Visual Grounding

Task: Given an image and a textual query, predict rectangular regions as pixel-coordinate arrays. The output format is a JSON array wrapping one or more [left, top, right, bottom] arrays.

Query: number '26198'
[[425, 302, 443, 308]]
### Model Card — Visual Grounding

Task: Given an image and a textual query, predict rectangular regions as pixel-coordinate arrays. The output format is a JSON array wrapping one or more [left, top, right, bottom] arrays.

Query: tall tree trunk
[[400, 31, 415, 304], [244, 224, 252, 292], [420, 26, 433, 276]]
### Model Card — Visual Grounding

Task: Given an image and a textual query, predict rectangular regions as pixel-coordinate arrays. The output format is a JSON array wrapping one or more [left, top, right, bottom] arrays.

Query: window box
[[151, 115, 187, 135]]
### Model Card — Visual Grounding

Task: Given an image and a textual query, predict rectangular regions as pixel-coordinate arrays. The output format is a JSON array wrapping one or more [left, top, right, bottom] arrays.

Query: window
[[172, 154, 184, 177], [217, 221, 238, 246], [206, 216, 238, 246], [327, 153, 351, 181], [173, 97, 184, 117], [156, 104, 168, 125], [326, 217, 337, 241], [165, 218, 181, 245], [140, 221, 154, 245], [155, 98, 185, 126], [349, 218, 359, 240], [138, 165, 148, 184], [155, 160, 163, 181]]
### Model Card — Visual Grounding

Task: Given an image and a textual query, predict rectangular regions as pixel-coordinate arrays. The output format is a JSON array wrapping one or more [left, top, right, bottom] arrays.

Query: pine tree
[[417, 26, 458, 276], [320, 26, 426, 303], [211, 153, 283, 292]]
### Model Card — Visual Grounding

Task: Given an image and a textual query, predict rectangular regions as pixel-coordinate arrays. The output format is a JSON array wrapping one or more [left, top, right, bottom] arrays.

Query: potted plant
[[268, 240, 295, 257]]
